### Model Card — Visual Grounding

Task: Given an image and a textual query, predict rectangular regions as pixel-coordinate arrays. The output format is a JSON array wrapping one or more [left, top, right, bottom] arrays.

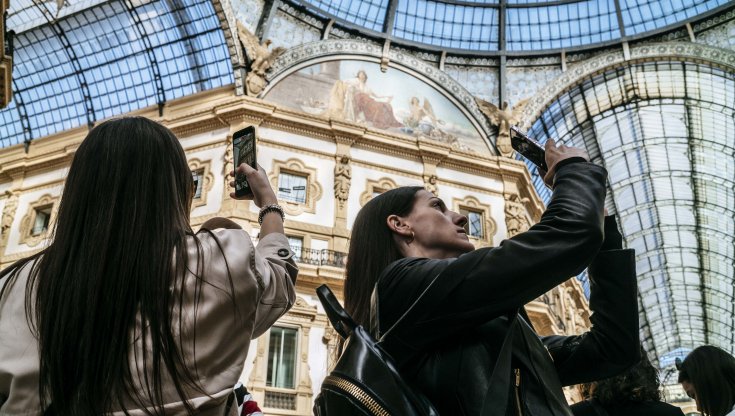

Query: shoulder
[[379, 257, 452, 292]]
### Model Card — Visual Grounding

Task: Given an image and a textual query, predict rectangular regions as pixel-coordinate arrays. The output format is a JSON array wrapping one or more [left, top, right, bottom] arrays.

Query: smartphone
[[510, 126, 547, 171], [232, 126, 257, 197]]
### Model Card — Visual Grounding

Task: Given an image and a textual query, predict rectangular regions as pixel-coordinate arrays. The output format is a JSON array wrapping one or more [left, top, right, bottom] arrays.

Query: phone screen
[[510, 126, 547, 171], [233, 126, 257, 197]]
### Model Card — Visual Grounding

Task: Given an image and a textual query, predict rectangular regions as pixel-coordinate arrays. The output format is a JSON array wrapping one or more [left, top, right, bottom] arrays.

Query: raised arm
[[541, 216, 640, 385], [379, 161, 608, 350]]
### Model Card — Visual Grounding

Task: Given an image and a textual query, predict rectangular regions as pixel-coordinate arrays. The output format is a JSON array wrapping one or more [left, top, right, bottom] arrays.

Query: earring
[[406, 231, 415, 244]]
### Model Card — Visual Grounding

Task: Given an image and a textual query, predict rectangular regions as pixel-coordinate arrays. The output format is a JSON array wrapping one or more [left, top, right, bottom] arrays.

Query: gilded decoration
[[188, 158, 215, 208], [269, 158, 323, 216], [360, 177, 398, 206], [452, 196, 497, 247], [519, 42, 735, 130], [264, 39, 494, 140], [504, 193, 531, 238], [19, 194, 59, 248]]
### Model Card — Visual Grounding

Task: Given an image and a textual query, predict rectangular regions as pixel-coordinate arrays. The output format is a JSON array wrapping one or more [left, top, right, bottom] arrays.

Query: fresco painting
[[265, 60, 489, 154]]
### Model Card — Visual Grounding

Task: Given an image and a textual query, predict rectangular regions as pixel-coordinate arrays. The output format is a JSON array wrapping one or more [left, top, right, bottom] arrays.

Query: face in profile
[[400, 190, 475, 258], [680, 380, 699, 411]]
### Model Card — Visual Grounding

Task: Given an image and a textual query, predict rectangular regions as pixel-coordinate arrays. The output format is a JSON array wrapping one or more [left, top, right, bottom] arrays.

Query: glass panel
[[192, 169, 203, 199], [287, 236, 303, 262], [278, 172, 308, 204], [393, 0, 498, 51], [32, 207, 52, 236], [460, 208, 484, 238], [267, 327, 298, 389]]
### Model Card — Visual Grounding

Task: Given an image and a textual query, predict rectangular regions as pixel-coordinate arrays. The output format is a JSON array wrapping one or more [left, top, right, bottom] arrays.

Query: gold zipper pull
[[515, 368, 521, 386]]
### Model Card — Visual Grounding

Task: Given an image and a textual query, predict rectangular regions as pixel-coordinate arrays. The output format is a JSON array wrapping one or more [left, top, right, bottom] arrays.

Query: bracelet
[[258, 203, 285, 225]]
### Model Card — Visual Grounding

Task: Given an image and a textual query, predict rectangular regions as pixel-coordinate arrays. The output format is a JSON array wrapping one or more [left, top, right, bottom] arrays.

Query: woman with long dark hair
[[678, 345, 735, 416], [0, 117, 298, 415], [570, 347, 684, 416], [342, 140, 640, 415]]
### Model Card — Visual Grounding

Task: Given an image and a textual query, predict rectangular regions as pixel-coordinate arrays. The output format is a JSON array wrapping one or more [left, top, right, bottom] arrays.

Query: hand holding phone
[[233, 126, 257, 198], [509, 126, 547, 171]]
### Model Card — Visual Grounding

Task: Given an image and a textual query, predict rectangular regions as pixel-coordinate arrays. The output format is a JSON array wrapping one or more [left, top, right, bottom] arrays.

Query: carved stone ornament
[[423, 174, 438, 195], [476, 98, 530, 158], [264, 39, 494, 141], [19, 194, 60, 248], [188, 158, 215, 209], [518, 42, 735, 130], [1, 190, 18, 241], [333, 155, 351, 209], [504, 193, 530, 238], [236, 20, 286, 97]]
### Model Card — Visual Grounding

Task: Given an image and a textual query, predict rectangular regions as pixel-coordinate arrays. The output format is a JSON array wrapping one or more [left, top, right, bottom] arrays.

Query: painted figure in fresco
[[404, 96, 439, 132], [324, 70, 403, 129]]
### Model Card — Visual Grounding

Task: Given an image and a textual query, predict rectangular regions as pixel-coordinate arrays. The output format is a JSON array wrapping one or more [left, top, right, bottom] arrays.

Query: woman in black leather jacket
[[343, 140, 640, 416]]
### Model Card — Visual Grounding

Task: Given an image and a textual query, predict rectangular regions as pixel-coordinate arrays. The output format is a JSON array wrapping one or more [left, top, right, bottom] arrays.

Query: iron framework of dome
[[524, 59, 735, 370], [0, 0, 235, 149], [293, 0, 731, 53]]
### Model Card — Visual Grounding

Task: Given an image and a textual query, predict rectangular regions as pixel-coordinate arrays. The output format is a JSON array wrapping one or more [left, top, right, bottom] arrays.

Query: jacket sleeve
[[541, 217, 640, 386], [251, 233, 299, 338], [379, 162, 607, 351]]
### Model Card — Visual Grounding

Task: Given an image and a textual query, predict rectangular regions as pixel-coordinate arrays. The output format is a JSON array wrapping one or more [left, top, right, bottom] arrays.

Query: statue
[[504, 193, 530, 238], [1, 190, 18, 243], [476, 98, 529, 158], [334, 156, 351, 209], [236, 21, 286, 97], [423, 174, 438, 195]]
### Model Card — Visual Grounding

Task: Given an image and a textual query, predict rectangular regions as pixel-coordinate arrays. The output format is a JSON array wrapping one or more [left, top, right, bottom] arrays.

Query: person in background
[[677, 345, 735, 416], [570, 347, 685, 416], [0, 117, 298, 415]]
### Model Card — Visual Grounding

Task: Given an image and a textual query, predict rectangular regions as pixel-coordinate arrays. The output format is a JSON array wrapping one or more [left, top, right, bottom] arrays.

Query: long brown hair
[[344, 186, 423, 328], [0, 117, 207, 415], [678, 345, 735, 416]]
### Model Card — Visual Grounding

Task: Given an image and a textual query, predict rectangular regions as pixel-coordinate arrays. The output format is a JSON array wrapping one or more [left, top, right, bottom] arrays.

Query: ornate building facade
[[3, 0, 732, 413]]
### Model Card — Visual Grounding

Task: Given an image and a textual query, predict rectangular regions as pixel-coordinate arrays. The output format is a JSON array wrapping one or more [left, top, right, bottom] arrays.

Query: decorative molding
[[452, 195, 497, 247], [269, 158, 323, 216], [360, 177, 398, 206], [264, 39, 494, 143], [19, 194, 59, 248], [520, 42, 735, 130], [503, 193, 531, 238], [188, 158, 215, 209]]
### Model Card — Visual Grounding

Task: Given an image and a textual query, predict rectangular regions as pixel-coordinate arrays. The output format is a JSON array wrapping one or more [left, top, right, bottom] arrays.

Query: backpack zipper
[[323, 374, 390, 416], [514, 368, 523, 416]]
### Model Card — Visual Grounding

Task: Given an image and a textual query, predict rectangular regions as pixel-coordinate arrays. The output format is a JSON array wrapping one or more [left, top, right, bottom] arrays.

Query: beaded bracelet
[[258, 203, 285, 225]]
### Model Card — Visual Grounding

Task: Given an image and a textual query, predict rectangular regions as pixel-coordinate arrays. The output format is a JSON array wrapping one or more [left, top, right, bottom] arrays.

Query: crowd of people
[[0, 116, 734, 415]]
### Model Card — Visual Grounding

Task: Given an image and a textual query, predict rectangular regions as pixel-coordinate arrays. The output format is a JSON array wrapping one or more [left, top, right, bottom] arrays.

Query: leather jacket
[[375, 162, 640, 416]]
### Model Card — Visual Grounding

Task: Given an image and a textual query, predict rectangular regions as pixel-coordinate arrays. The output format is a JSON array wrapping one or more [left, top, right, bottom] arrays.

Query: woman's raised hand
[[229, 164, 278, 208], [542, 138, 590, 186]]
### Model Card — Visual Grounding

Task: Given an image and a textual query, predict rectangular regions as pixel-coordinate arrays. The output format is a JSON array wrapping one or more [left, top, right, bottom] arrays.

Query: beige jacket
[[0, 229, 298, 415]]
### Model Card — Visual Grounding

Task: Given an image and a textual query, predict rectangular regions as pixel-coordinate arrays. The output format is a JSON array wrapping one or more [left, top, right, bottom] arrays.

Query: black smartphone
[[510, 126, 547, 171], [233, 126, 257, 197]]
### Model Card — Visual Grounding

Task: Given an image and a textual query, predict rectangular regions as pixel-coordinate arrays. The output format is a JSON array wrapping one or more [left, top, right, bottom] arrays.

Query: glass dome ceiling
[[295, 0, 730, 53], [0, 0, 234, 149], [524, 60, 735, 369]]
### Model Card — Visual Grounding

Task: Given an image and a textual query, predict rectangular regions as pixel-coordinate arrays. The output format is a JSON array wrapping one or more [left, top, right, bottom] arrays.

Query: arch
[[520, 42, 735, 130], [264, 39, 494, 146]]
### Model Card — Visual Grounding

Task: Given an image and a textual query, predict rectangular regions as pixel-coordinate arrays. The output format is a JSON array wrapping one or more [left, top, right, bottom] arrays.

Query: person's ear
[[386, 214, 412, 239]]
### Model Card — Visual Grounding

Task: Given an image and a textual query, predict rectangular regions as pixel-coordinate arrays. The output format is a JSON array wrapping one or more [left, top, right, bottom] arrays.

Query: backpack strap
[[316, 285, 357, 339]]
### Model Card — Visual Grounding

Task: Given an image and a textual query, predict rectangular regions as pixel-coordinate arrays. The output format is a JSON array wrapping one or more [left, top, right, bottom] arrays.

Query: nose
[[453, 211, 468, 227]]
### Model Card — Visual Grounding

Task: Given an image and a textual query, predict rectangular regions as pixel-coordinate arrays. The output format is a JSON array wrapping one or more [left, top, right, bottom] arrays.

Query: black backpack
[[313, 284, 439, 416]]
